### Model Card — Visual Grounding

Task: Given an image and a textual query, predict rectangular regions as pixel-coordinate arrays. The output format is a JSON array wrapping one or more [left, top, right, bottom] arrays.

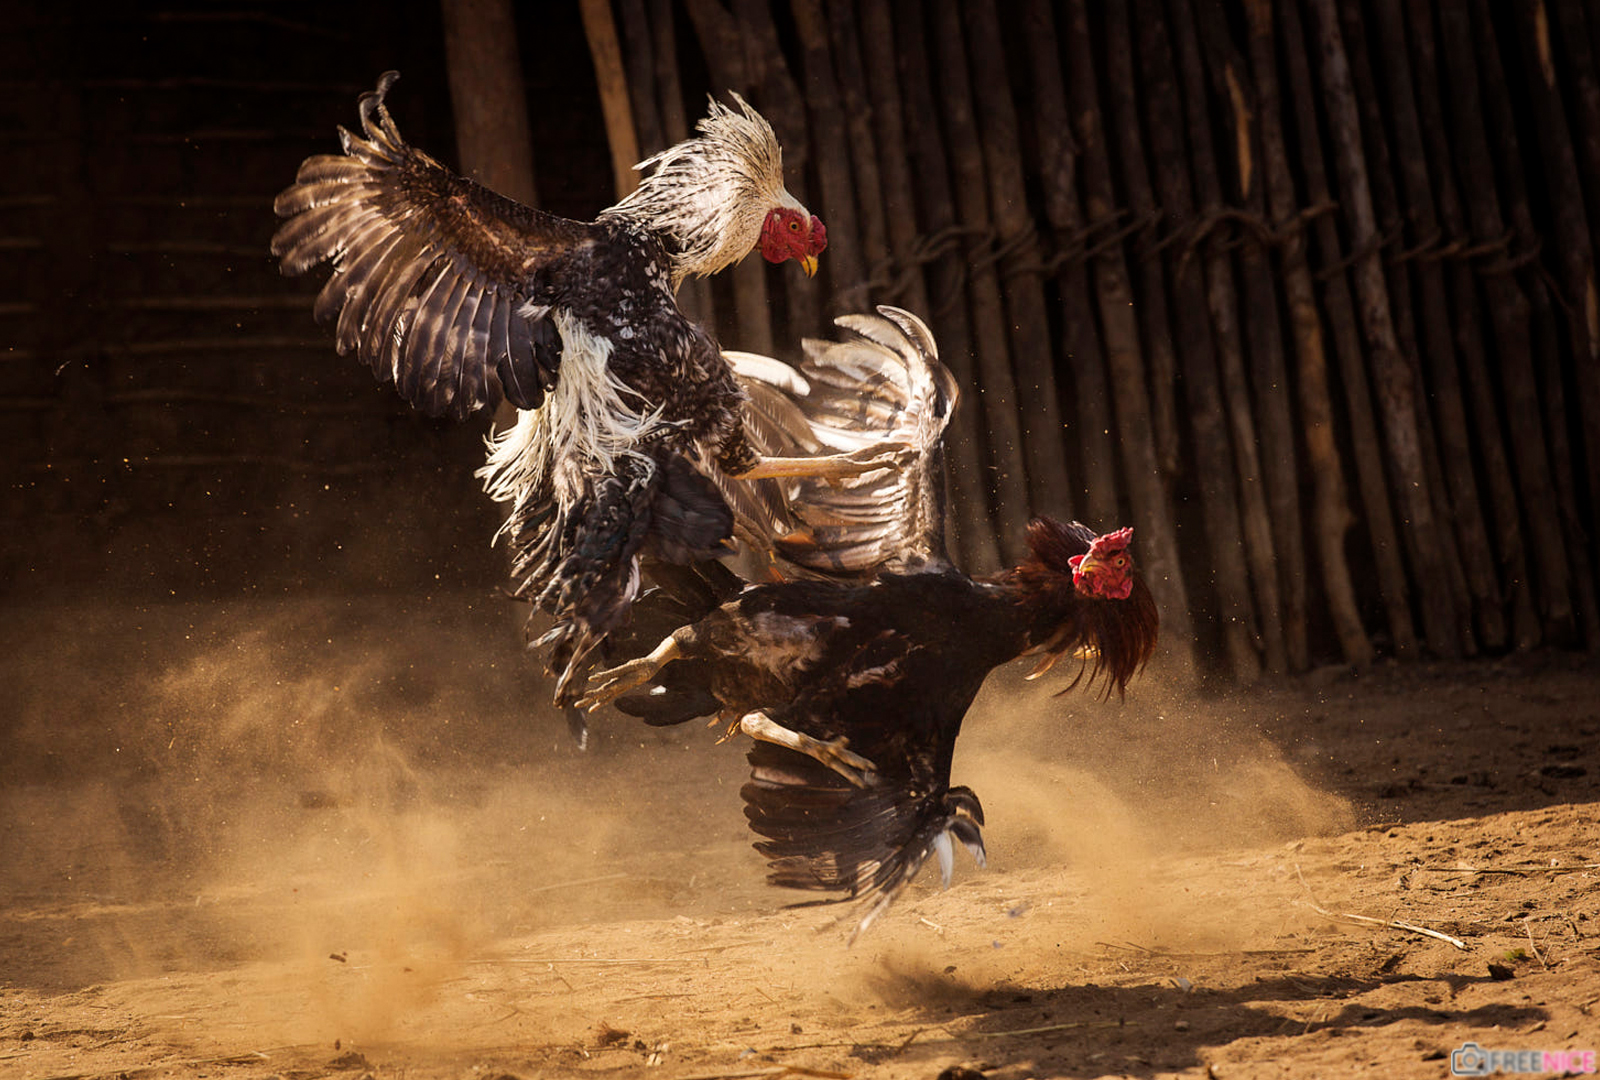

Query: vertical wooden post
[[1436, 0, 1576, 642], [927, 0, 1035, 562], [1328, 0, 1476, 657], [1280, 0, 1417, 657], [824, 0, 891, 311], [1019, 0, 1120, 533], [617, 0, 664, 157], [737, 1, 816, 347], [682, 0, 774, 356], [1306, 0, 1461, 659], [1510, 0, 1600, 647], [890, 0, 1002, 571], [1403, 0, 1541, 648], [1101, 1, 1182, 483], [1550, 0, 1600, 535], [856, 0, 931, 316], [792, 0, 866, 316], [440, 0, 539, 442], [1368, 0, 1507, 652], [1167, 0, 1287, 669], [1240, 0, 1371, 668], [1194, 3, 1309, 671], [579, 0, 641, 200], [1062, 0, 1196, 678], [963, 2, 1079, 522], [440, 0, 539, 206], [1134, 0, 1267, 680], [646, 0, 714, 326]]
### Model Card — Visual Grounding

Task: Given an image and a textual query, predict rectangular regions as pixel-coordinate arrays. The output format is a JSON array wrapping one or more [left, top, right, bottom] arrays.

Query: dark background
[[3, 2, 613, 602], [5, 0, 1599, 681]]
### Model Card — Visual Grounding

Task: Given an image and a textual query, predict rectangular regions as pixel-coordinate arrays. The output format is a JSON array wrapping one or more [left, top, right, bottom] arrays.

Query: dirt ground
[[3, 593, 1598, 1079]]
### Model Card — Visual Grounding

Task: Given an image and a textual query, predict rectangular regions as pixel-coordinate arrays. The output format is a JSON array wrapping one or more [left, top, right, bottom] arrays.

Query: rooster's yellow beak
[[800, 254, 819, 278]]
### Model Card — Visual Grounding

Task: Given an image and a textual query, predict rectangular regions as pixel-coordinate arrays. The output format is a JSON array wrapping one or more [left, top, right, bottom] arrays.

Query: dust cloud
[[950, 659, 1353, 954], [1, 597, 1351, 1040], [1, 596, 754, 1017]]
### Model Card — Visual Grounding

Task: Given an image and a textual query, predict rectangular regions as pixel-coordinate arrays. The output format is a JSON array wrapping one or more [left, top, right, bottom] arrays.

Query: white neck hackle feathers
[[600, 93, 801, 286], [477, 311, 670, 541]]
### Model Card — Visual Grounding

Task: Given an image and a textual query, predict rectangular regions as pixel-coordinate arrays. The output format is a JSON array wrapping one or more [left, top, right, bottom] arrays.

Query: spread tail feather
[[740, 742, 985, 943]]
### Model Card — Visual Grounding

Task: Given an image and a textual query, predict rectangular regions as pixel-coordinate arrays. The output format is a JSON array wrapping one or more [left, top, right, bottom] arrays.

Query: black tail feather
[[740, 742, 985, 941]]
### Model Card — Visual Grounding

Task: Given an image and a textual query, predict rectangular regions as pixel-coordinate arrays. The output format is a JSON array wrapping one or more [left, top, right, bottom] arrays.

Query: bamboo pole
[[1167, 0, 1286, 670], [1193, 2, 1308, 672], [1019, 0, 1120, 532], [1134, 0, 1265, 680], [1240, 0, 1371, 668], [961, 2, 1077, 521], [1367, 0, 1506, 652], [891, 0, 1003, 571], [1062, 0, 1196, 678]]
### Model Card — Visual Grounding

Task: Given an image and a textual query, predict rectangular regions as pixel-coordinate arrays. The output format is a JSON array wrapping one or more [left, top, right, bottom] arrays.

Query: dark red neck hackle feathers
[[994, 516, 1159, 698]]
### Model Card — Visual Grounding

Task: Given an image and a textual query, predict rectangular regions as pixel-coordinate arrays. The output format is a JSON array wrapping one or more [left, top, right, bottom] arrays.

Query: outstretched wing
[[731, 305, 959, 577], [272, 72, 597, 420]]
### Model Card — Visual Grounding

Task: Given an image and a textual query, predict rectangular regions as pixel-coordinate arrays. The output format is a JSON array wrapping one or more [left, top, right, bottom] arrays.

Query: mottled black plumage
[[580, 309, 1160, 938], [270, 73, 852, 705]]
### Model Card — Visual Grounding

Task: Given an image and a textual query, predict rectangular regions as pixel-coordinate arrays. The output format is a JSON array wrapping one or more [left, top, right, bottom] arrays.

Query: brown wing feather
[[271, 72, 599, 420]]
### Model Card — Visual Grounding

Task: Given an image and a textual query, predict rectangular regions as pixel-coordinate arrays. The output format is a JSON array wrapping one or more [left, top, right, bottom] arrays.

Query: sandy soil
[[2, 594, 1598, 1079]]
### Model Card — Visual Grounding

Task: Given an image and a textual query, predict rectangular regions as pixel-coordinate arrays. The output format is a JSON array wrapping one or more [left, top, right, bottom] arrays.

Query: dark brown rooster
[[578, 307, 1159, 938]]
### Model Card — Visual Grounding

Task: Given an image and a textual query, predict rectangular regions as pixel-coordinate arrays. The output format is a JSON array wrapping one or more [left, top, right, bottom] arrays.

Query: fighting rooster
[[271, 73, 878, 704], [579, 308, 1159, 938]]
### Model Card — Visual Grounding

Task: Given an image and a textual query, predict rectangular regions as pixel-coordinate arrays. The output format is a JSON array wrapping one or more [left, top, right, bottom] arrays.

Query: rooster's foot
[[577, 636, 683, 711], [740, 442, 912, 483], [740, 711, 878, 788]]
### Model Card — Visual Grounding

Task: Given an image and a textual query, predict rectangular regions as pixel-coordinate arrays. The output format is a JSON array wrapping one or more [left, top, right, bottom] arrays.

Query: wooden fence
[[550, 0, 1600, 680], [6, 1, 1597, 683]]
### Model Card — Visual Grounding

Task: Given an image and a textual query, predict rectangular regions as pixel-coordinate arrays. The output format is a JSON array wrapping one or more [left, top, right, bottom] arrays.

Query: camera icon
[[1451, 1042, 1491, 1076]]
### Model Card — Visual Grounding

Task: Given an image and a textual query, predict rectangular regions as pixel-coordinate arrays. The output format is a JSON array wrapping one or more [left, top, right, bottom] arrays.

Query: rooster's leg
[[739, 710, 878, 788], [576, 635, 683, 711], [739, 442, 911, 482]]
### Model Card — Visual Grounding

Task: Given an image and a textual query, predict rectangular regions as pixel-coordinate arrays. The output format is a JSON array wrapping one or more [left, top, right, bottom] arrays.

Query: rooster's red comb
[[1087, 526, 1133, 557]]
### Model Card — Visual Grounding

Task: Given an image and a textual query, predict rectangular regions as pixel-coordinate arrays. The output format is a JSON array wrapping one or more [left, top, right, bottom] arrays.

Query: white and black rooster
[[272, 73, 891, 703]]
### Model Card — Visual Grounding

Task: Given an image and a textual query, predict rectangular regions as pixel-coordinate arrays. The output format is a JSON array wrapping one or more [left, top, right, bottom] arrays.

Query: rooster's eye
[[788, 219, 801, 231]]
